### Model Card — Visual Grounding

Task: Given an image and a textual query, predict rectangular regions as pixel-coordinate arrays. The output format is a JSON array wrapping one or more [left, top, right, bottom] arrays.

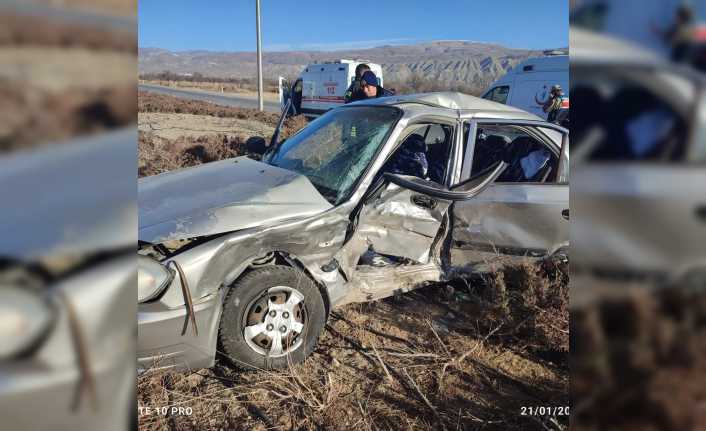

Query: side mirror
[[245, 136, 268, 156]]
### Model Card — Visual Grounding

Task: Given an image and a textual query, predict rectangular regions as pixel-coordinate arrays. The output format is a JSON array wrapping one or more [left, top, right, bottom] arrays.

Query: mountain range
[[139, 41, 559, 87]]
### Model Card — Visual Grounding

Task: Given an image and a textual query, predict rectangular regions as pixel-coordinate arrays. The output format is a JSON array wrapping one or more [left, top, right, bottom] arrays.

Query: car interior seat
[[499, 136, 554, 182], [472, 134, 511, 175], [425, 127, 452, 184], [589, 86, 685, 162], [380, 133, 429, 180]]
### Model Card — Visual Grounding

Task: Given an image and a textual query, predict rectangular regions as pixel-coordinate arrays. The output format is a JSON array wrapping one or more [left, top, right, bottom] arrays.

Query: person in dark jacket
[[344, 63, 371, 103], [651, 4, 696, 62], [359, 70, 394, 99], [384, 134, 428, 179]]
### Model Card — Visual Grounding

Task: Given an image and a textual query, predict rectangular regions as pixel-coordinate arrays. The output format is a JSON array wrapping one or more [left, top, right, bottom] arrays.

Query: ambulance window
[[484, 86, 509, 104]]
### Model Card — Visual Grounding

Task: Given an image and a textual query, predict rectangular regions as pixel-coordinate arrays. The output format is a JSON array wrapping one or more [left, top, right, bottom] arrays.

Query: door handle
[[562, 209, 570, 220], [411, 194, 437, 210]]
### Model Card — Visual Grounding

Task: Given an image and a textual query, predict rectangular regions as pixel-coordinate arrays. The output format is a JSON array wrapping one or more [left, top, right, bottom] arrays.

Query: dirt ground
[[139, 112, 274, 141], [138, 91, 306, 177], [139, 262, 570, 431], [0, 9, 136, 153]]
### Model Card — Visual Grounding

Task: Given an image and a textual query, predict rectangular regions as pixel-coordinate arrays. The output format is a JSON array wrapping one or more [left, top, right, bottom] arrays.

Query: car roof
[[350, 91, 542, 121], [571, 28, 706, 86], [571, 28, 662, 66]]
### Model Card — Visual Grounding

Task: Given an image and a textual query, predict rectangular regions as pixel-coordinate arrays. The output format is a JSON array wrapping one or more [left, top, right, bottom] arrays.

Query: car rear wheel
[[218, 266, 326, 370]]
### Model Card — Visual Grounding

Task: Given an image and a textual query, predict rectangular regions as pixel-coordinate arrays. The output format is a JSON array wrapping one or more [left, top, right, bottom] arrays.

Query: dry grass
[[138, 132, 246, 177], [30, 0, 137, 17], [139, 91, 278, 124], [138, 261, 569, 431], [470, 259, 570, 354], [1, 82, 135, 153], [571, 281, 706, 430], [137, 92, 307, 177], [0, 9, 135, 152], [0, 12, 135, 52], [140, 71, 279, 95]]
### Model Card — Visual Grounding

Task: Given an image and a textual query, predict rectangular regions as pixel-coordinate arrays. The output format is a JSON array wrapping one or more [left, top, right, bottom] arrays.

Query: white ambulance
[[280, 59, 384, 118], [481, 54, 569, 121]]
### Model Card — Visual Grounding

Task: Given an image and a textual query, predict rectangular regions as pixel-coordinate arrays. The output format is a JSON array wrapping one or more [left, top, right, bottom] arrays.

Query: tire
[[218, 265, 326, 370]]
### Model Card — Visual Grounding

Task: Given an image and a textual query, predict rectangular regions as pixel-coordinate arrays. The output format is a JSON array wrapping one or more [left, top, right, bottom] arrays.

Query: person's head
[[551, 84, 563, 96], [677, 4, 694, 24], [355, 63, 371, 79], [361, 71, 379, 98]]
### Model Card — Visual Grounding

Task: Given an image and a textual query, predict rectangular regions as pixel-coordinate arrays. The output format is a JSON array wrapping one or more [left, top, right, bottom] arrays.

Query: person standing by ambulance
[[359, 71, 394, 100], [651, 4, 696, 63], [344, 63, 371, 103], [535, 84, 567, 124]]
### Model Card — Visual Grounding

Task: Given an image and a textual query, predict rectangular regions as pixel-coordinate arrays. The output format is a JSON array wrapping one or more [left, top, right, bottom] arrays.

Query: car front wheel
[[218, 266, 326, 370]]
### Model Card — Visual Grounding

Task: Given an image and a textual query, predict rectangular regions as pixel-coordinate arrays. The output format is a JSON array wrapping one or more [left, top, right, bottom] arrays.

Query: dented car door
[[451, 120, 569, 266], [351, 163, 508, 265]]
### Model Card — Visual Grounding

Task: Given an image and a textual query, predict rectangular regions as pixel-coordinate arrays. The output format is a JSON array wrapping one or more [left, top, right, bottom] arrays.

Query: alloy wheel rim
[[242, 286, 307, 357]]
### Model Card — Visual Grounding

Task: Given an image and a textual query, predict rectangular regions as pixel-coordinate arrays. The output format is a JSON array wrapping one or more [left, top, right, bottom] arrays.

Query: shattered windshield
[[267, 106, 401, 204]]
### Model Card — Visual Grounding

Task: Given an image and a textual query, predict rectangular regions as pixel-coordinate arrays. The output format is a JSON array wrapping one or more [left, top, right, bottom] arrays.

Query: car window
[[268, 106, 400, 204], [464, 124, 559, 183], [571, 77, 688, 163], [380, 123, 453, 185], [483, 86, 510, 104]]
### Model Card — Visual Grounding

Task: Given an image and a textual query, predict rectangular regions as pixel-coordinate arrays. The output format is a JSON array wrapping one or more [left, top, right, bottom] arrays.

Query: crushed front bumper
[[137, 289, 225, 372]]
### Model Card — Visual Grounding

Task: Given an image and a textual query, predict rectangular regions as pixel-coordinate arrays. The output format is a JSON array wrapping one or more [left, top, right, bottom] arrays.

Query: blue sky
[[139, 0, 568, 52]]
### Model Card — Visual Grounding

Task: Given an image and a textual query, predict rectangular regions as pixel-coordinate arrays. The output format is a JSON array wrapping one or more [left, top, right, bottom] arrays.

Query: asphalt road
[[139, 84, 281, 113]]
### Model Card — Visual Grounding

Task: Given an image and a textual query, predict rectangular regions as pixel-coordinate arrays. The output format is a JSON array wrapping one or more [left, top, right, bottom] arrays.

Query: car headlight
[[0, 287, 55, 360], [138, 255, 174, 303]]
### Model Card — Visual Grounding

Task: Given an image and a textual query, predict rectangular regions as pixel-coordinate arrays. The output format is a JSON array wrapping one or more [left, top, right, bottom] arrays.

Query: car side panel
[[451, 183, 569, 265], [353, 184, 453, 263]]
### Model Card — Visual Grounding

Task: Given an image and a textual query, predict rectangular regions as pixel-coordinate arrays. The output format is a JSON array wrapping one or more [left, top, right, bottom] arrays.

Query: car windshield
[[267, 106, 400, 204]]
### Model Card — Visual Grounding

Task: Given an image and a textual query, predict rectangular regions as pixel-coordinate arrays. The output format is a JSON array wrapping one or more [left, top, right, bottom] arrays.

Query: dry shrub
[[31, 0, 137, 17], [138, 91, 308, 140], [0, 13, 135, 52], [280, 114, 308, 140], [464, 259, 569, 354], [138, 132, 247, 177], [140, 71, 279, 93], [1, 84, 136, 153], [571, 283, 706, 431], [138, 91, 309, 177], [137, 118, 308, 178]]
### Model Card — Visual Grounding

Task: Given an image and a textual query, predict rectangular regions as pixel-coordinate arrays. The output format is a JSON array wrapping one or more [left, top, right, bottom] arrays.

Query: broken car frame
[[138, 92, 569, 371]]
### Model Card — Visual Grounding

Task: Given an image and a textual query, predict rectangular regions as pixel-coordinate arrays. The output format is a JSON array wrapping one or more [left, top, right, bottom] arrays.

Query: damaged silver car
[[138, 92, 569, 371]]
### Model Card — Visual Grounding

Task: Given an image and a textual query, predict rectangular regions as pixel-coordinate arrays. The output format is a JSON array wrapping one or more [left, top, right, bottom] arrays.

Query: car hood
[[139, 157, 333, 243], [0, 128, 136, 260]]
